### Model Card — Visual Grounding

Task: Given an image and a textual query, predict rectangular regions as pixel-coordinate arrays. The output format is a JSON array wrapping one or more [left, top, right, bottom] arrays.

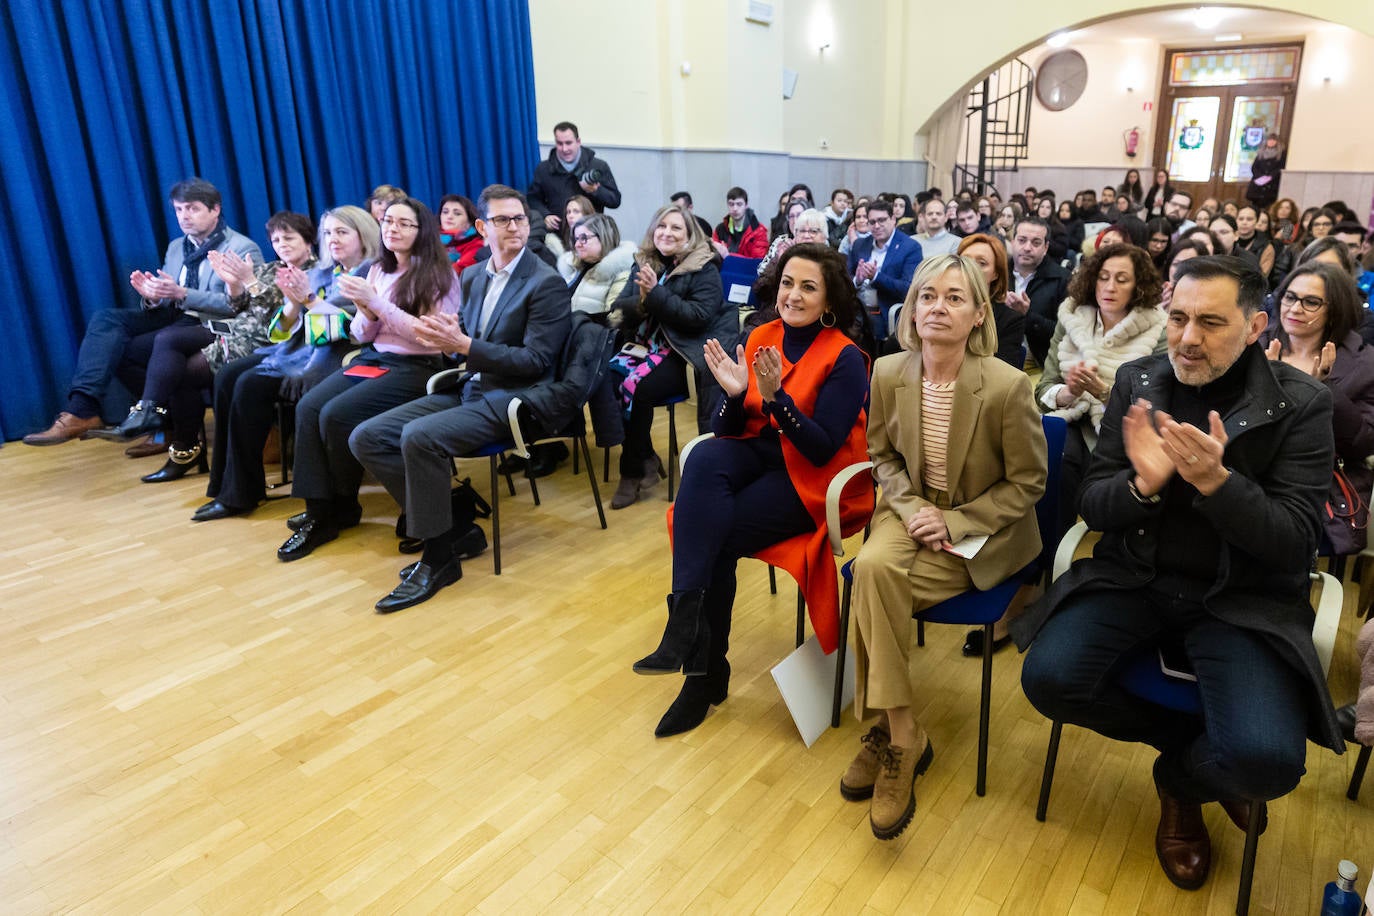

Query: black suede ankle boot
[[633, 589, 710, 676], [654, 660, 731, 737]]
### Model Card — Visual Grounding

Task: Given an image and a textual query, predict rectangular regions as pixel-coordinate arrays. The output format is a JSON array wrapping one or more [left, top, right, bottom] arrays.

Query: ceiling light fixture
[[1214, 33, 1243, 42], [1194, 7, 1225, 30]]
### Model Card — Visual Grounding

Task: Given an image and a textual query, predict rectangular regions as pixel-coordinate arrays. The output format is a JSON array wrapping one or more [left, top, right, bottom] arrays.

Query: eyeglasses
[[1280, 291, 1327, 312], [380, 217, 418, 230], [573, 234, 597, 245], [487, 214, 528, 228]]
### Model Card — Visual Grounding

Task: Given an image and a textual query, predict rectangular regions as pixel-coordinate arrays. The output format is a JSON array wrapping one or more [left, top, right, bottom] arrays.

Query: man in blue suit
[[846, 198, 923, 338], [351, 186, 571, 612]]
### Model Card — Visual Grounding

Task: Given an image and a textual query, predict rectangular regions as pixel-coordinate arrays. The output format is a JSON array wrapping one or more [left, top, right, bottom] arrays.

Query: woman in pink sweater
[[277, 198, 462, 562]]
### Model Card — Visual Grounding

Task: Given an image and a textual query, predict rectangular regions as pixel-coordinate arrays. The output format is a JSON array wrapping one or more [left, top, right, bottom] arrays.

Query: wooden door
[[1152, 45, 1300, 207]]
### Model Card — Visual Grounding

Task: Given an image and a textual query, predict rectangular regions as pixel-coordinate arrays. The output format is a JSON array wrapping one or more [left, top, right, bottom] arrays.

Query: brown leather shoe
[[124, 434, 166, 458], [840, 724, 891, 801], [22, 412, 105, 446], [869, 733, 934, 840], [1155, 781, 1210, 890], [1218, 798, 1267, 835]]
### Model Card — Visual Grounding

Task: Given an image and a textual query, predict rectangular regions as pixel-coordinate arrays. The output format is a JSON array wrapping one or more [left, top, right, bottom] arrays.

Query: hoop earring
[[820, 310, 837, 328]]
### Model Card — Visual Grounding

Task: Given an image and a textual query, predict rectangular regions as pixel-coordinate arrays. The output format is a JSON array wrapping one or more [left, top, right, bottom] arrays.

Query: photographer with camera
[[527, 121, 622, 233]]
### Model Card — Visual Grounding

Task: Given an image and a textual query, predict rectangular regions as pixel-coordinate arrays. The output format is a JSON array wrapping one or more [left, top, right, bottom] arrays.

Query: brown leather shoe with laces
[[840, 724, 891, 801], [869, 732, 934, 840], [1155, 780, 1211, 889]]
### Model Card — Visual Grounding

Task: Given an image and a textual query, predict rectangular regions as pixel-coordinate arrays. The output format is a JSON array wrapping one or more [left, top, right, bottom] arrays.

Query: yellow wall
[[529, 0, 1374, 167]]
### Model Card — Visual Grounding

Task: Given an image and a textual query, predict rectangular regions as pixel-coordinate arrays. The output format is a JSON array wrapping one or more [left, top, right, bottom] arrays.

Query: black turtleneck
[[712, 321, 867, 467], [1152, 345, 1256, 594]]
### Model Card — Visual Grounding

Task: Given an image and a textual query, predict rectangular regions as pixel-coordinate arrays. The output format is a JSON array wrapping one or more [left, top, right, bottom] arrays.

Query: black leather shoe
[[375, 557, 462, 613], [961, 628, 1012, 657], [192, 499, 249, 522], [524, 442, 570, 479], [456, 524, 488, 559], [277, 519, 340, 561], [288, 504, 361, 532], [141, 444, 208, 483], [495, 453, 527, 475], [1336, 702, 1358, 743]]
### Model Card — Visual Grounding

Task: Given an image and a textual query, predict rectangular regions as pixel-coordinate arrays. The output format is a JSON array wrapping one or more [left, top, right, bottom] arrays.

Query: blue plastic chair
[[833, 415, 1068, 797], [1033, 523, 1344, 916], [719, 255, 763, 309]]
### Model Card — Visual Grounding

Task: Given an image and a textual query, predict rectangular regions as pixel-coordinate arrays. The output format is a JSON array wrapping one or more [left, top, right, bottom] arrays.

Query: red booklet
[[342, 364, 389, 379]]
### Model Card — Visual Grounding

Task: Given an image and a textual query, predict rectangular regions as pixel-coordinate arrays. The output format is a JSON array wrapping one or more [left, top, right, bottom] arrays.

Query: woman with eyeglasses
[[558, 212, 637, 315], [1293, 207, 1339, 255], [757, 200, 813, 276], [1261, 262, 1374, 553], [276, 197, 461, 561], [607, 204, 734, 508]]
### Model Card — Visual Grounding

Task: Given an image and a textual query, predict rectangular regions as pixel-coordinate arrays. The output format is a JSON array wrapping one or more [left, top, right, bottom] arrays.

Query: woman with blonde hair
[[842, 254, 1046, 840]]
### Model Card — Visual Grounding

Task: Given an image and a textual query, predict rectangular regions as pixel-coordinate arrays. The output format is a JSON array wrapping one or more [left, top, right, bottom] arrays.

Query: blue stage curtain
[[0, 0, 538, 440]]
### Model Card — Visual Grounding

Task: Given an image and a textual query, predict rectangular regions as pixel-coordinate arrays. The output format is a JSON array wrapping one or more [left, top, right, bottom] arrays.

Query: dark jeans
[[115, 323, 214, 446], [1020, 585, 1310, 804], [67, 306, 195, 417], [291, 348, 441, 515], [620, 350, 687, 477], [672, 435, 812, 588], [208, 352, 278, 509]]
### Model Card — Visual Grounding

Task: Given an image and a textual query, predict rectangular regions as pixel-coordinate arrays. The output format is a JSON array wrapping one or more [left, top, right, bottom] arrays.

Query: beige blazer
[[867, 349, 1048, 589]]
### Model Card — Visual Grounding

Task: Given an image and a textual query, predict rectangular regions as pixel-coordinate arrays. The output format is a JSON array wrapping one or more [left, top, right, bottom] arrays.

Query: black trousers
[[207, 352, 278, 509], [117, 323, 214, 446], [619, 351, 688, 477]]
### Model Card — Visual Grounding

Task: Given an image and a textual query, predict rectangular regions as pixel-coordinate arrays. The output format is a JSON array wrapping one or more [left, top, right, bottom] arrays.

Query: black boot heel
[[633, 589, 708, 675]]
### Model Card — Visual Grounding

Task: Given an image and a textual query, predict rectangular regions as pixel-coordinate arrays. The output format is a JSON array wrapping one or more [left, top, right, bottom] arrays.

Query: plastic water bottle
[[1323, 860, 1361, 916]]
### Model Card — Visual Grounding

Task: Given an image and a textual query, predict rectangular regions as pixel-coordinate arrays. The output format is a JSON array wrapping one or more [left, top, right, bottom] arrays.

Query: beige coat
[[867, 349, 1048, 588]]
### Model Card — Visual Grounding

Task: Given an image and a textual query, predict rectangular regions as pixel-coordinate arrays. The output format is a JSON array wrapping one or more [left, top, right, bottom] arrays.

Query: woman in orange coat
[[633, 243, 874, 737]]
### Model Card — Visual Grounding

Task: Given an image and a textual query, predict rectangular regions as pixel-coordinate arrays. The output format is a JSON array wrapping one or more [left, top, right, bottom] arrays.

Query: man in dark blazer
[[1005, 216, 1070, 366], [351, 186, 571, 612], [1014, 257, 1342, 892], [846, 198, 923, 339]]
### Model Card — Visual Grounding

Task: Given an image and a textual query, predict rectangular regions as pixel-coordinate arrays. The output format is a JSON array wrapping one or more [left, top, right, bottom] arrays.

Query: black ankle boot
[[633, 589, 710, 676], [141, 442, 209, 483], [88, 400, 167, 441], [654, 660, 731, 737]]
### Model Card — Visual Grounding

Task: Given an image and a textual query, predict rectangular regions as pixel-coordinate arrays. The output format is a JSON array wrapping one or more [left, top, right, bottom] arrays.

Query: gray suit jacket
[[457, 249, 572, 407], [150, 226, 262, 318]]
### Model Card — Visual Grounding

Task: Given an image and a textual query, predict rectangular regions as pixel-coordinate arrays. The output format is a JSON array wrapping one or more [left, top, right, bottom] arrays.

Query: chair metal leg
[[832, 576, 853, 727], [1349, 745, 1372, 801], [269, 400, 293, 489], [768, 566, 777, 595], [1035, 720, 1064, 821], [976, 623, 993, 797], [489, 454, 502, 575], [572, 442, 579, 475], [576, 436, 607, 529], [603, 446, 610, 483], [666, 403, 679, 501], [1236, 800, 1262, 916], [916, 618, 925, 647], [528, 475, 541, 506], [795, 588, 805, 648], [502, 461, 517, 497]]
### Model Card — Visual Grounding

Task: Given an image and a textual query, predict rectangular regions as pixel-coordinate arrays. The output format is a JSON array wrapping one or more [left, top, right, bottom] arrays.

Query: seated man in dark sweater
[[1014, 256, 1344, 893]]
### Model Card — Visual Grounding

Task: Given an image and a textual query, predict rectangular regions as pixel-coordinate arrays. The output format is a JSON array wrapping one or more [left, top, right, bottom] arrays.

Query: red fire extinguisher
[[1124, 126, 1140, 158]]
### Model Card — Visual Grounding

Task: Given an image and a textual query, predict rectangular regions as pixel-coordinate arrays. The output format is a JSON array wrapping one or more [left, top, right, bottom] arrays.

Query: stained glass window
[[1223, 97, 1284, 182], [1169, 48, 1300, 87]]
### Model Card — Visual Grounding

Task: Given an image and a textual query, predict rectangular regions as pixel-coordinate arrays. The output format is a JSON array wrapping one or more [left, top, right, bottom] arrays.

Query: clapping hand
[[132, 269, 186, 303], [704, 338, 748, 397], [1123, 399, 1231, 498], [414, 312, 470, 354], [1064, 360, 1107, 400], [336, 274, 378, 319], [208, 249, 255, 294], [633, 263, 657, 300], [907, 506, 953, 551], [274, 263, 313, 303], [854, 259, 877, 282], [1004, 290, 1031, 315], [752, 346, 783, 401], [1266, 338, 1336, 381]]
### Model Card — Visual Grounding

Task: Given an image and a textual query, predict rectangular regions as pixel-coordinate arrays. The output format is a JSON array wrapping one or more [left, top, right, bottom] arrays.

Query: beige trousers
[[852, 506, 974, 721]]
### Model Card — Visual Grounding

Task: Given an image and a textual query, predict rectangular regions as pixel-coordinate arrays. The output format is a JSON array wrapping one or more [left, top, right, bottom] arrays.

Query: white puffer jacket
[[558, 241, 637, 315], [1041, 298, 1167, 446]]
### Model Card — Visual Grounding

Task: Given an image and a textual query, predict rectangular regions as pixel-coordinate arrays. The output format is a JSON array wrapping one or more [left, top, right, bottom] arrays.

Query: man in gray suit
[[351, 185, 572, 612], [24, 177, 261, 445]]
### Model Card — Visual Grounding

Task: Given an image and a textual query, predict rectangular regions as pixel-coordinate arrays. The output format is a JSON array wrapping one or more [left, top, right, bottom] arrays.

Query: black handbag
[[394, 477, 493, 538], [1326, 459, 1369, 555]]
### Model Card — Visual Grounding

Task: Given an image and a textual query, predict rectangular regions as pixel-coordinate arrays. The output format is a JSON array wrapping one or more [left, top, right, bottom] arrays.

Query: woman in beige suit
[[841, 253, 1047, 840]]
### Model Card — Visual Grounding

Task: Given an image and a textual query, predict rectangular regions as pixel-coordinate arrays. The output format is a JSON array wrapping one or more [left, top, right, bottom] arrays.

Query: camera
[[578, 168, 603, 186]]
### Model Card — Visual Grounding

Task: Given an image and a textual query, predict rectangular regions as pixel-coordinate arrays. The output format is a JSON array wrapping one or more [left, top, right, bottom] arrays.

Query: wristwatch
[[1127, 476, 1162, 505]]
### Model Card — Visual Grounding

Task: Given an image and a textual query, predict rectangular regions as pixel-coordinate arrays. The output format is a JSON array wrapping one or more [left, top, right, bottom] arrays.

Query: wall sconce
[[818, 42, 831, 54]]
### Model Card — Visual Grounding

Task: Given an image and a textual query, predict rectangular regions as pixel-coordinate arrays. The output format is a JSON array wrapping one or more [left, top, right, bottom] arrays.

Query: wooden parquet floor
[[1, 414, 1372, 914]]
